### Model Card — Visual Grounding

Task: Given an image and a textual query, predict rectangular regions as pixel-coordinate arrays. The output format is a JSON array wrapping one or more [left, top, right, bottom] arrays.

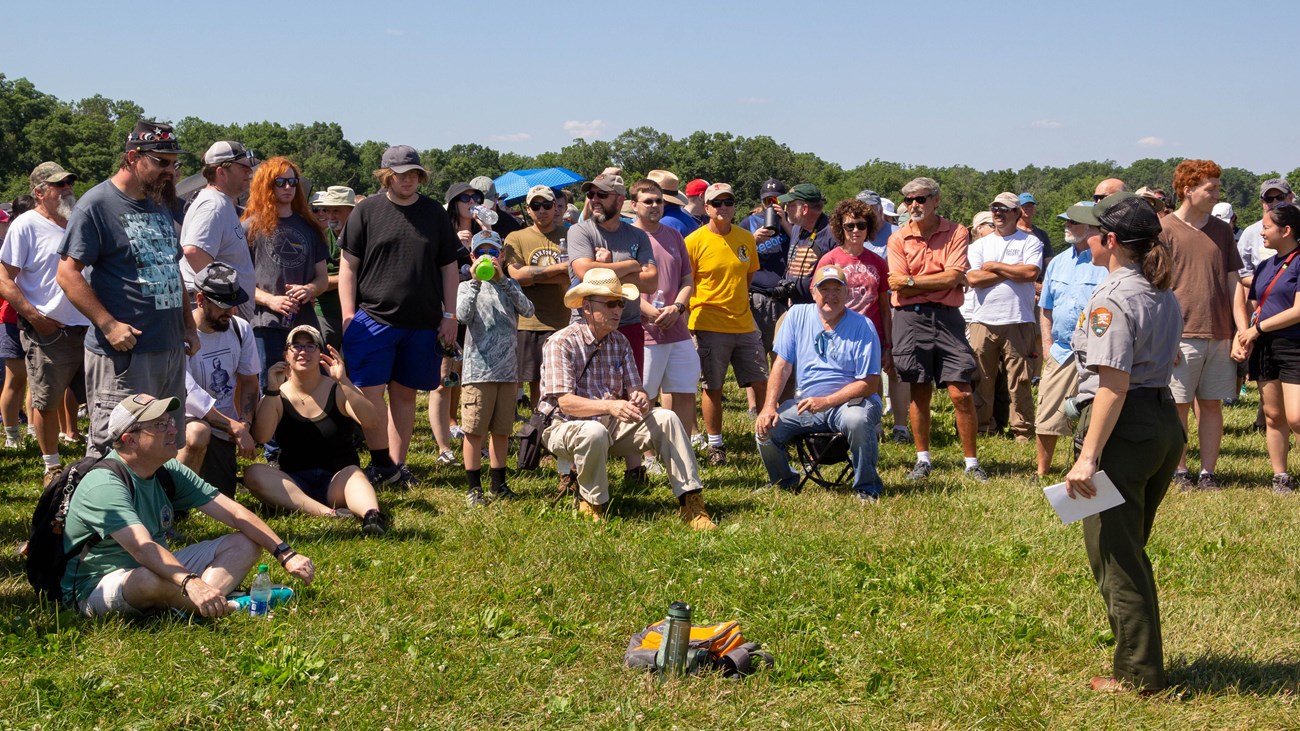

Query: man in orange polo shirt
[[886, 177, 985, 482]]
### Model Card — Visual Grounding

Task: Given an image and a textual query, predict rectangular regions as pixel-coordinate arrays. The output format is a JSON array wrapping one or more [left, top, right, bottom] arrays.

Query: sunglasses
[[589, 298, 626, 310], [141, 152, 182, 170], [48, 179, 75, 189], [708, 198, 736, 207], [456, 192, 486, 204], [586, 190, 615, 201], [287, 341, 319, 353], [1263, 194, 1290, 205], [273, 177, 299, 189], [990, 206, 1014, 214], [528, 201, 555, 211], [638, 197, 663, 206], [763, 197, 780, 206], [902, 195, 929, 205], [814, 330, 834, 359], [475, 247, 501, 258], [841, 220, 870, 232]]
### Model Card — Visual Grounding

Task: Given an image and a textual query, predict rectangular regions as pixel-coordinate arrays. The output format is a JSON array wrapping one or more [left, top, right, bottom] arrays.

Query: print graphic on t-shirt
[[269, 226, 311, 268], [842, 261, 881, 310], [159, 501, 174, 533], [198, 346, 237, 415], [529, 245, 562, 267], [121, 211, 182, 309], [787, 243, 819, 278]]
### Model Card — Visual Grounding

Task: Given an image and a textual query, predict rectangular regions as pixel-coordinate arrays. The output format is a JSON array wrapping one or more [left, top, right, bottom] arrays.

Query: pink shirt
[[817, 247, 889, 337], [640, 225, 692, 345]]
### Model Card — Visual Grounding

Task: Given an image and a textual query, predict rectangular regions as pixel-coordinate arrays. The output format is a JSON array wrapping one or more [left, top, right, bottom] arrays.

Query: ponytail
[[1140, 240, 1173, 290]]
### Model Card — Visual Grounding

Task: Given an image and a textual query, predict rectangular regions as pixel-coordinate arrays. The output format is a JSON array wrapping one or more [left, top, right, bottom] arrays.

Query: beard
[[592, 208, 613, 224], [56, 192, 76, 220], [1063, 229, 1084, 246], [203, 311, 232, 331], [140, 174, 177, 207]]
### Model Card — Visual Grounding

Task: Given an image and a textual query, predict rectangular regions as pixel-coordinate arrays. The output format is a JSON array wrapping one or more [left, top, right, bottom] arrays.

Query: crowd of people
[[4, 119, 1298, 694]]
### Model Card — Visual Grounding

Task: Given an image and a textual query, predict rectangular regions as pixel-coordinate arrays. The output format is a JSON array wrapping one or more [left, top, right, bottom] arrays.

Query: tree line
[[4, 73, 1297, 246]]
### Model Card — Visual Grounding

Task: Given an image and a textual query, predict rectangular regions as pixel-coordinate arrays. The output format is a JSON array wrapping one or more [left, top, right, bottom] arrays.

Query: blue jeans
[[756, 394, 883, 496]]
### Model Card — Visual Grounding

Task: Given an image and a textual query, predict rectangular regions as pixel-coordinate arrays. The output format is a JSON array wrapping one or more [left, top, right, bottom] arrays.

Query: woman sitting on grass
[[245, 325, 390, 535]]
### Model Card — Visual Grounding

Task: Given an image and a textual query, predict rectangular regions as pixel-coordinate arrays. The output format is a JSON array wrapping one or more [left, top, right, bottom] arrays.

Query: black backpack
[[26, 456, 175, 604]]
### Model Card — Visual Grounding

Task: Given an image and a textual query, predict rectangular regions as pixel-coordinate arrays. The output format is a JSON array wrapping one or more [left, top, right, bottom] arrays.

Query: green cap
[[258, 564, 269, 572], [776, 183, 824, 204], [30, 162, 77, 188]]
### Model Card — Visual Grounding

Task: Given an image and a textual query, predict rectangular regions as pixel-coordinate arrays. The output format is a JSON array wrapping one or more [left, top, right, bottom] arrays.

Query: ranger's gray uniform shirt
[[1072, 265, 1182, 401]]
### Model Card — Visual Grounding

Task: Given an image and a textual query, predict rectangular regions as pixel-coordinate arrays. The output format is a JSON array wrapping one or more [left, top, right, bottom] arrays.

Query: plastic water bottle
[[472, 255, 496, 281], [249, 563, 272, 617], [657, 601, 693, 678], [651, 290, 665, 310], [558, 237, 568, 263], [472, 204, 498, 227]]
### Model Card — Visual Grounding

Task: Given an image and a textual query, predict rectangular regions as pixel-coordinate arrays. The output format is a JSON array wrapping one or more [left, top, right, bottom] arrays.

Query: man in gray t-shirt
[[180, 141, 259, 321]]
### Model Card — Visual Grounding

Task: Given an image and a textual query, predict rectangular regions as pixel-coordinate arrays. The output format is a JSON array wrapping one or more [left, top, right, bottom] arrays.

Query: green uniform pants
[[1074, 387, 1184, 690]]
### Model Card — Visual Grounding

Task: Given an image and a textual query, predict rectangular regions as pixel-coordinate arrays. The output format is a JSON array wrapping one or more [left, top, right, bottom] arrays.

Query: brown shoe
[[550, 471, 578, 505], [42, 465, 64, 489], [576, 497, 606, 522], [678, 491, 717, 531], [706, 444, 727, 467]]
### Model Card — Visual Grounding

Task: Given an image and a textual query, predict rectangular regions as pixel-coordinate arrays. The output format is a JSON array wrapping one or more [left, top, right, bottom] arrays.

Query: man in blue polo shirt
[[755, 264, 884, 502], [1034, 201, 1107, 481]]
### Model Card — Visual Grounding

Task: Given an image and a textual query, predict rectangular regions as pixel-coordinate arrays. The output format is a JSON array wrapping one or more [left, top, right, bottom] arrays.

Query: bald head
[[1094, 178, 1127, 197]]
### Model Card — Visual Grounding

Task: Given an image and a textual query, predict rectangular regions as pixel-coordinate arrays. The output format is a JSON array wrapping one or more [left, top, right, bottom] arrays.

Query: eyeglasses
[[841, 220, 870, 231], [637, 198, 663, 206], [455, 192, 486, 204], [48, 179, 75, 189], [131, 415, 176, 434], [1263, 194, 1290, 205], [528, 201, 555, 211], [589, 298, 626, 310], [990, 206, 1014, 214], [902, 195, 929, 205], [273, 177, 299, 189], [586, 190, 615, 201], [288, 341, 320, 353], [814, 331, 833, 359], [708, 198, 736, 207], [141, 152, 182, 170]]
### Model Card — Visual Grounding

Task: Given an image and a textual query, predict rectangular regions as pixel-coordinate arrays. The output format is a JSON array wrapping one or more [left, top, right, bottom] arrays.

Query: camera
[[770, 278, 798, 300]]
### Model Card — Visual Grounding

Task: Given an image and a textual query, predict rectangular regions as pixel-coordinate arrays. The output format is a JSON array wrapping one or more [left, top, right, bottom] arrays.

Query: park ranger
[[1063, 192, 1184, 694]]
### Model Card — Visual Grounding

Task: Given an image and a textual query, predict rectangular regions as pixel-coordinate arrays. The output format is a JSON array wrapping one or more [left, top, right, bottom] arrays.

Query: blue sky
[[4, 0, 1295, 175]]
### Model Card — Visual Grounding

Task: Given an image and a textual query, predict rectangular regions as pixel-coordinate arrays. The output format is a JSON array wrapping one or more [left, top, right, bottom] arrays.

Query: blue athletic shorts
[[342, 309, 443, 390]]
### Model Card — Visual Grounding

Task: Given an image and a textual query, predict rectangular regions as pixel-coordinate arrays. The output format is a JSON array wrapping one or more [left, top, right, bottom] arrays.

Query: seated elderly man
[[540, 268, 716, 530], [755, 264, 885, 502], [58, 393, 314, 618]]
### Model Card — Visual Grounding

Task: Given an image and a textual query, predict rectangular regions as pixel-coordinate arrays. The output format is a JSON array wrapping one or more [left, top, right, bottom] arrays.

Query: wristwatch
[[673, 302, 686, 313], [906, 276, 915, 288]]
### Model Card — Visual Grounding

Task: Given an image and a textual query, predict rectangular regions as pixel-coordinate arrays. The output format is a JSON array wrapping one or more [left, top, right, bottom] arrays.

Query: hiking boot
[[1197, 471, 1220, 491], [42, 464, 64, 489], [965, 465, 990, 483], [624, 465, 648, 485], [706, 444, 728, 467], [466, 487, 489, 508], [364, 463, 401, 487], [906, 461, 931, 481], [1172, 470, 1193, 492], [436, 449, 457, 465], [678, 491, 717, 531], [1272, 474, 1295, 495], [551, 471, 579, 504], [891, 426, 912, 444], [576, 497, 606, 522], [489, 484, 520, 501], [361, 509, 389, 536]]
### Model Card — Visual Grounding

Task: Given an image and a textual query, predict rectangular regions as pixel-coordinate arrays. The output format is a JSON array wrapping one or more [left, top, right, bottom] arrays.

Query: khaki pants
[[542, 407, 703, 505], [969, 321, 1037, 437]]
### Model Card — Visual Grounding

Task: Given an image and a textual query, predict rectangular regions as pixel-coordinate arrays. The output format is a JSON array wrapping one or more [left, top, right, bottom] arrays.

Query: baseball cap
[[991, 192, 1020, 210], [1065, 192, 1162, 241], [30, 162, 77, 188], [470, 175, 498, 200], [777, 183, 825, 205], [1134, 186, 1168, 213], [684, 179, 709, 198], [1017, 192, 1037, 206], [761, 178, 789, 201], [812, 264, 847, 288], [1058, 201, 1095, 221], [286, 324, 325, 349], [703, 183, 734, 203], [1261, 178, 1293, 197], [581, 173, 627, 196], [881, 198, 900, 219], [0, 209, 9, 224], [380, 145, 426, 174], [193, 262, 250, 308], [972, 211, 994, 230], [855, 189, 882, 207], [106, 393, 180, 443], [125, 120, 188, 154], [1212, 202, 1234, 223], [525, 185, 554, 204], [203, 141, 258, 167], [471, 230, 503, 252]]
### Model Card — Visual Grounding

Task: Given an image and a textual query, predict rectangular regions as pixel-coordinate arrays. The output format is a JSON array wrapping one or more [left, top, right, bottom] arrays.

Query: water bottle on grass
[[249, 564, 272, 617]]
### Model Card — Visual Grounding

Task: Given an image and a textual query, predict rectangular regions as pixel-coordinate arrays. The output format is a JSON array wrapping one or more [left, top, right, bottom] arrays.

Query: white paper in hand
[[1043, 470, 1125, 524]]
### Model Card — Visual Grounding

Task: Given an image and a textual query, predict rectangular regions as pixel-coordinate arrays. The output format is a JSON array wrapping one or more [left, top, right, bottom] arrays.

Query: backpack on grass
[[26, 456, 175, 603], [624, 619, 773, 678]]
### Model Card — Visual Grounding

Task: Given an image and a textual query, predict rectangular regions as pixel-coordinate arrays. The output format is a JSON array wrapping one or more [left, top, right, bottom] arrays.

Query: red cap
[[684, 179, 709, 197]]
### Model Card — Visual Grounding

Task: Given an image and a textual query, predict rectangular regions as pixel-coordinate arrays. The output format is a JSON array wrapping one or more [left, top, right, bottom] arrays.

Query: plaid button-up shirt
[[540, 321, 642, 421]]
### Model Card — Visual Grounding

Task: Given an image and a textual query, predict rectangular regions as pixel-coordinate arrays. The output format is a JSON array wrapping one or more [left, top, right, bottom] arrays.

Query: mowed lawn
[[2, 384, 1299, 730]]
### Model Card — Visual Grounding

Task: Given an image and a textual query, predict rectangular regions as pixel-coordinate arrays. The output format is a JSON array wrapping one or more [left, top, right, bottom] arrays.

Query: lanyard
[[1254, 247, 1300, 326]]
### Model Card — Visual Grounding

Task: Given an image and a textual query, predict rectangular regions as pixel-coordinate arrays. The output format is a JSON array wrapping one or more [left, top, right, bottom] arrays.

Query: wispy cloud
[[491, 133, 532, 143], [1031, 119, 1063, 129], [1136, 136, 1167, 148], [384, 28, 403, 36], [564, 120, 607, 139], [737, 96, 770, 105]]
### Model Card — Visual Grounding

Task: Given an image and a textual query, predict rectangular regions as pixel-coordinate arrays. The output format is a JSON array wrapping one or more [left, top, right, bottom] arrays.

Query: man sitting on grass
[[60, 393, 315, 618], [755, 264, 885, 502]]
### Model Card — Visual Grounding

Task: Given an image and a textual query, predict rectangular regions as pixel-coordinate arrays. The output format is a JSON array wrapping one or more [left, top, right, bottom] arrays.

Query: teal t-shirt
[[60, 454, 219, 606]]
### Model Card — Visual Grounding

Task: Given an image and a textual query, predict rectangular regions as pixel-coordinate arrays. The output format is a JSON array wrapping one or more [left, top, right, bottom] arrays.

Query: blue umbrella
[[493, 167, 585, 204]]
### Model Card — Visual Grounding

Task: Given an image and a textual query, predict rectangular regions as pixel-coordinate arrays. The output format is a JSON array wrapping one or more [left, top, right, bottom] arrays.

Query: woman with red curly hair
[[241, 157, 328, 390]]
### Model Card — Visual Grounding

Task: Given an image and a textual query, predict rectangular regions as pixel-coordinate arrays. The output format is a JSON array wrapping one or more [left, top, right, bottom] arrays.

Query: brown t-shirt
[[503, 225, 569, 331], [1159, 213, 1242, 339]]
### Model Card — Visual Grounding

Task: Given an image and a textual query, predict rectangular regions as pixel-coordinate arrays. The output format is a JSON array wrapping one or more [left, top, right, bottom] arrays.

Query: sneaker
[[363, 463, 401, 486], [490, 484, 520, 501], [361, 509, 389, 536], [965, 465, 990, 483], [394, 463, 418, 488], [906, 461, 931, 481], [1197, 471, 1220, 491], [644, 456, 666, 476], [891, 427, 912, 444], [3, 437, 18, 450], [450, 425, 465, 440], [624, 465, 648, 486], [228, 585, 295, 612], [466, 487, 489, 508], [690, 433, 706, 452], [706, 444, 727, 467], [677, 491, 717, 531], [1173, 469, 1193, 492], [436, 449, 457, 465], [1222, 397, 1239, 407], [1272, 474, 1295, 495], [855, 489, 881, 504]]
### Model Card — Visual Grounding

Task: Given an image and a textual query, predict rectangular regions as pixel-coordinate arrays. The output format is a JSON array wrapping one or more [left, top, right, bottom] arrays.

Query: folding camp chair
[[791, 431, 853, 493]]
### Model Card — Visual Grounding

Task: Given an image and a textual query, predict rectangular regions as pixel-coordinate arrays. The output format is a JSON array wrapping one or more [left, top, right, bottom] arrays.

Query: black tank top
[[274, 384, 360, 474]]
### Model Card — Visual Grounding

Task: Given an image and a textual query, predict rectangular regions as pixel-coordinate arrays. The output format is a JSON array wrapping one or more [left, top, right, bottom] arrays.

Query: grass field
[[2, 384, 1299, 730]]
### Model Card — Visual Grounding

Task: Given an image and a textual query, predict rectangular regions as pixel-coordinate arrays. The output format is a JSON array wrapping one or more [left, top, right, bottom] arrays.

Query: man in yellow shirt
[[685, 183, 768, 466]]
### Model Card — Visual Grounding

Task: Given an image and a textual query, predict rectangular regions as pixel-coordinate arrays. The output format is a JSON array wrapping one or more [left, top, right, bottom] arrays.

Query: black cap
[[759, 178, 787, 200], [1066, 192, 1162, 241]]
